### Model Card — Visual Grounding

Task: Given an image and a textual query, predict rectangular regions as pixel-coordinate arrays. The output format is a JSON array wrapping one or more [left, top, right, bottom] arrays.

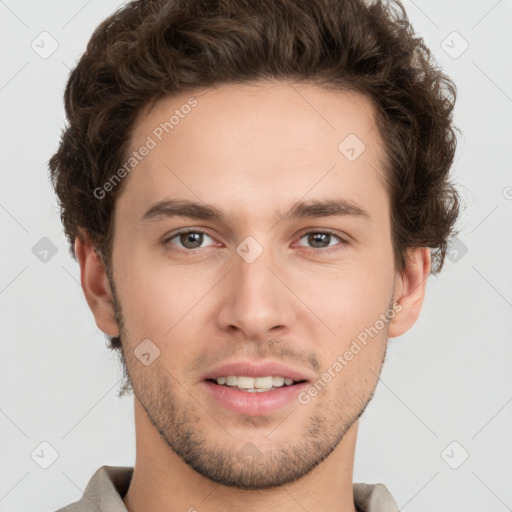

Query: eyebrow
[[141, 198, 371, 224]]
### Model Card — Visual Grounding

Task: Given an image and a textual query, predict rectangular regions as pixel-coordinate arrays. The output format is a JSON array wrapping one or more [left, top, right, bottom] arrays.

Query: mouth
[[205, 375, 308, 392], [200, 361, 313, 415], [202, 375, 311, 416]]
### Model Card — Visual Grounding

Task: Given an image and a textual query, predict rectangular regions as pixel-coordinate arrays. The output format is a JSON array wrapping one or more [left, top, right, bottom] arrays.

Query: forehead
[[117, 80, 388, 225]]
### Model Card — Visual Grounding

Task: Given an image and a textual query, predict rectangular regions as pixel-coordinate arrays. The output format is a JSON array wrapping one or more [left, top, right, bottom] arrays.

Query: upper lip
[[202, 360, 313, 383]]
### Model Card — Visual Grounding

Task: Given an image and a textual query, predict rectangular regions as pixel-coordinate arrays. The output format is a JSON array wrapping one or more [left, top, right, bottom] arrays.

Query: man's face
[[108, 81, 399, 489]]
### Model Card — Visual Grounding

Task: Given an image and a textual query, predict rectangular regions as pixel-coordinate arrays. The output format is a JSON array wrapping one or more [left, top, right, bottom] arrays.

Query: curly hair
[[49, 0, 460, 365]]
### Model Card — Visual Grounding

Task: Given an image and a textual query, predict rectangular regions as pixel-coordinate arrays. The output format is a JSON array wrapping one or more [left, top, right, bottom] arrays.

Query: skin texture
[[75, 80, 431, 512]]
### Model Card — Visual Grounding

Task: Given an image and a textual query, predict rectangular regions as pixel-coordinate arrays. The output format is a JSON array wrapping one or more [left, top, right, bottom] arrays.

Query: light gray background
[[1, 1, 511, 511]]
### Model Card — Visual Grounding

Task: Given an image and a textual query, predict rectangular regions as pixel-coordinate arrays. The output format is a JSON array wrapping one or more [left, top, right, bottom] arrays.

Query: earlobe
[[388, 247, 431, 338], [74, 233, 120, 337]]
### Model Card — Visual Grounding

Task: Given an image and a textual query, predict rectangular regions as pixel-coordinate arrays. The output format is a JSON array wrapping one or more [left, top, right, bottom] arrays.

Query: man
[[49, 0, 460, 510]]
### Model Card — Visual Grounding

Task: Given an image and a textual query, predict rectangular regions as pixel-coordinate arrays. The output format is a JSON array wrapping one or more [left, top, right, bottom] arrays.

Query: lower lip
[[201, 380, 310, 416]]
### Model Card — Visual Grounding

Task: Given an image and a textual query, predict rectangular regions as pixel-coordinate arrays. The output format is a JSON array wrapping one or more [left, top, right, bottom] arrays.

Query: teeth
[[255, 376, 273, 389], [214, 375, 298, 390], [238, 376, 257, 389], [272, 376, 285, 387]]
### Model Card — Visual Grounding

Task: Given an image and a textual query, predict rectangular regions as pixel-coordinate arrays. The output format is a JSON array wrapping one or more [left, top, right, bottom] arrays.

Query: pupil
[[309, 233, 329, 248]]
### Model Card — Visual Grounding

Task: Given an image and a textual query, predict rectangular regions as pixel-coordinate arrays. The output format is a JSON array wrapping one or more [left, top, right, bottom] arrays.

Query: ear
[[388, 247, 431, 338], [74, 232, 119, 337]]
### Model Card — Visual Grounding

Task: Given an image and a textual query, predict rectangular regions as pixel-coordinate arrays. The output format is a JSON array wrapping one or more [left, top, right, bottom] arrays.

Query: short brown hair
[[49, 0, 460, 357]]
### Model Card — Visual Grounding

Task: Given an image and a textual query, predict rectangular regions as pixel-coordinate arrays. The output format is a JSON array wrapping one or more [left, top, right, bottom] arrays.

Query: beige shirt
[[54, 466, 399, 512]]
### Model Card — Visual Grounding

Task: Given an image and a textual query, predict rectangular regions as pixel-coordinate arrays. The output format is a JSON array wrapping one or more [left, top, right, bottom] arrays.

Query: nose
[[216, 242, 297, 341]]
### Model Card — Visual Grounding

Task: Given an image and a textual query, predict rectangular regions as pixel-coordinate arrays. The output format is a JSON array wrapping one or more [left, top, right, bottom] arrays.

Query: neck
[[123, 397, 358, 512]]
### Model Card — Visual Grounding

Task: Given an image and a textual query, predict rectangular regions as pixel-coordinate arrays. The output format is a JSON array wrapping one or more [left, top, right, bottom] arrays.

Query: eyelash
[[162, 228, 349, 255]]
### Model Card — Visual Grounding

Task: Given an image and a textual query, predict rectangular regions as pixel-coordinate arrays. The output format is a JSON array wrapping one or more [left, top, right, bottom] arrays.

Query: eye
[[162, 228, 349, 254], [163, 229, 216, 251], [296, 230, 348, 253]]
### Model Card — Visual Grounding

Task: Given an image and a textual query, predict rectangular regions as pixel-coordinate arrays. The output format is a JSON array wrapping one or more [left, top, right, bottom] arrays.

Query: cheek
[[113, 251, 183, 339], [290, 259, 394, 387], [305, 265, 392, 403], [117, 251, 226, 348], [293, 256, 394, 335]]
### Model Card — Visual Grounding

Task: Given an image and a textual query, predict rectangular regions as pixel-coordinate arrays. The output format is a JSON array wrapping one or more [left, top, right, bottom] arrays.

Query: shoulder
[[53, 466, 134, 512], [353, 482, 399, 512]]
